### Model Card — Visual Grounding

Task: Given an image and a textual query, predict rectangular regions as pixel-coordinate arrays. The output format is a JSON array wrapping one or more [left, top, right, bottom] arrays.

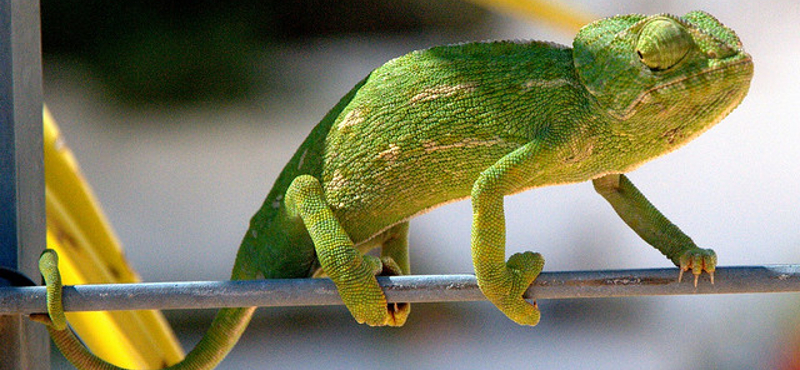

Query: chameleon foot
[[376, 256, 410, 327], [343, 255, 409, 327], [478, 251, 544, 326], [678, 248, 716, 287]]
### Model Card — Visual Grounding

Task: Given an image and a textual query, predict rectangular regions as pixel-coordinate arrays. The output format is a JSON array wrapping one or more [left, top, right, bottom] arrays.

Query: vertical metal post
[[0, 0, 47, 369]]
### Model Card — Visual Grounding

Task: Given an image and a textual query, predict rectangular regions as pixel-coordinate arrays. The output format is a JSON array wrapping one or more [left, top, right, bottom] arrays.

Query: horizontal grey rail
[[1, 265, 800, 315]]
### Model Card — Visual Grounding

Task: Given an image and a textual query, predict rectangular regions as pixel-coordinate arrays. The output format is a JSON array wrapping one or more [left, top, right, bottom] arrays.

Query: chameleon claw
[[677, 266, 712, 287], [677, 247, 716, 287]]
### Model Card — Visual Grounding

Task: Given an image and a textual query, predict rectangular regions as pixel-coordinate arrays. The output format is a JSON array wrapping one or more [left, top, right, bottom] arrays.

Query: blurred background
[[42, 0, 799, 369]]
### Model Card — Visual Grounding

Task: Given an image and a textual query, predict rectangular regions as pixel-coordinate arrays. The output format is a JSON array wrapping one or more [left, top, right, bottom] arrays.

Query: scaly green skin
[[40, 11, 752, 369]]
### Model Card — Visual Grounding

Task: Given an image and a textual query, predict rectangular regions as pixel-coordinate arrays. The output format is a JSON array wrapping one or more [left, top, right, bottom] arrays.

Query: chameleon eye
[[635, 18, 693, 71]]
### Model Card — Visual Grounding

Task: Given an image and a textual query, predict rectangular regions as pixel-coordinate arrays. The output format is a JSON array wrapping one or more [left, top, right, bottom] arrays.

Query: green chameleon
[[37, 10, 753, 370]]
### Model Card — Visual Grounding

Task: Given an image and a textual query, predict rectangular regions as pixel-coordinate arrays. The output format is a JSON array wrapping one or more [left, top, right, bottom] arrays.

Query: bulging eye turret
[[635, 18, 693, 71]]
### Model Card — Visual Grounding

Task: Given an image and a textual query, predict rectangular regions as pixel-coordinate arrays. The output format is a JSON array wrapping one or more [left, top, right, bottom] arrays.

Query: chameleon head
[[573, 11, 753, 160]]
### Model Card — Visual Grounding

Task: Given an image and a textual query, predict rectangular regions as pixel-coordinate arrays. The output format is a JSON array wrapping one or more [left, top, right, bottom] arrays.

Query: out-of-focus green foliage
[[42, 0, 486, 105]]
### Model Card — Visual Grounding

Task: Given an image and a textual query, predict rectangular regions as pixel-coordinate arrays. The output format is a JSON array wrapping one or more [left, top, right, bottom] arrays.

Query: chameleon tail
[[46, 307, 255, 370], [38, 249, 257, 370]]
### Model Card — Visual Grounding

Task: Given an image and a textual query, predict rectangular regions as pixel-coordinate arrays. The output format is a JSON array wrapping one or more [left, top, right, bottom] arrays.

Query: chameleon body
[[40, 11, 753, 370]]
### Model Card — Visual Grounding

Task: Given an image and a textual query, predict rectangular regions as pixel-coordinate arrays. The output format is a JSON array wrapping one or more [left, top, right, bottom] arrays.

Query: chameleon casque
[[38, 10, 753, 370]]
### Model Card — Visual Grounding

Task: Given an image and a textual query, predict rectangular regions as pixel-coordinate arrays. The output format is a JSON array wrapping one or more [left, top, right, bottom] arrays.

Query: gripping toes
[[678, 247, 716, 287], [375, 256, 410, 326], [480, 251, 544, 326], [507, 251, 545, 283], [343, 255, 409, 327]]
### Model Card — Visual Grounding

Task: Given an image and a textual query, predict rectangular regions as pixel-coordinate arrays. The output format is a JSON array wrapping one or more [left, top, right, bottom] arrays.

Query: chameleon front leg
[[285, 175, 408, 326], [471, 143, 545, 326], [592, 173, 716, 286]]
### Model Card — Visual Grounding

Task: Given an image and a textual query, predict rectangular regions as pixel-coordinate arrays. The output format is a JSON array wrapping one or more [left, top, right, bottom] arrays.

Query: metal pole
[[0, 0, 47, 369], [2, 265, 799, 314]]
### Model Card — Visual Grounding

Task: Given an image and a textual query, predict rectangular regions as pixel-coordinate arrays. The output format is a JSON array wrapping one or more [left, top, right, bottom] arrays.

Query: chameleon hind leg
[[285, 174, 409, 326]]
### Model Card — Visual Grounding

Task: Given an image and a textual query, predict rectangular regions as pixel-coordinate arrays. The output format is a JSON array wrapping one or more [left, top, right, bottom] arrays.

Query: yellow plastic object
[[462, 0, 593, 33], [44, 106, 185, 368]]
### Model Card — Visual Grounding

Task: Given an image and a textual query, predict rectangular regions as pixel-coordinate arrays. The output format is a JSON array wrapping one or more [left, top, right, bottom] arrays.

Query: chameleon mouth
[[614, 54, 753, 120]]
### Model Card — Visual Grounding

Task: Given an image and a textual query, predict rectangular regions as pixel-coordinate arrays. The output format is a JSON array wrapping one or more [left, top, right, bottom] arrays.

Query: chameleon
[[36, 10, 753, 370]]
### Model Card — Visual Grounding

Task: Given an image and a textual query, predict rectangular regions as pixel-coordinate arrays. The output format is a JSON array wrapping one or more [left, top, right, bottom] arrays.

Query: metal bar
[[0, 0, 47, 368], [2, 265, 799, 315]]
